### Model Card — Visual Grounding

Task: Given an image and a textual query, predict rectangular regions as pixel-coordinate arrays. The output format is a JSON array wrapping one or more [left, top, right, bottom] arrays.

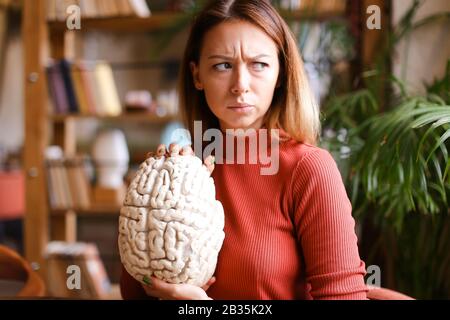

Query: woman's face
[[191, 20, 280, 131]]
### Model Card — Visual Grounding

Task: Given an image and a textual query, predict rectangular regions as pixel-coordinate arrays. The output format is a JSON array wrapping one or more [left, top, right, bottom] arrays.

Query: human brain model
[[118, 152, 225, 287]]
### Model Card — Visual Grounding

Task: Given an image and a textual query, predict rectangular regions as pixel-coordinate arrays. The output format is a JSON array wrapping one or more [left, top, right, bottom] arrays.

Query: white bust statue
[[92, 129, 129, 189]]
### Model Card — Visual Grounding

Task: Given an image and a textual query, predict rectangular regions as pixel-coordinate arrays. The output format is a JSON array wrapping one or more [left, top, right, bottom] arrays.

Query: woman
[[120, 0, 368, 300]]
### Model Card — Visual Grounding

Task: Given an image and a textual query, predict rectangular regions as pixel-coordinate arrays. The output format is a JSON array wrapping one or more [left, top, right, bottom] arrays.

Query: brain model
[[118, 152, 225, 287]]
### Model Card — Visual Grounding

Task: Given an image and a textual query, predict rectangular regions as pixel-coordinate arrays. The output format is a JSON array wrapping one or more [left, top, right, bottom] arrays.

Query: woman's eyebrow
[[207, 55, 233, 60], [207, 54, 272, 60]]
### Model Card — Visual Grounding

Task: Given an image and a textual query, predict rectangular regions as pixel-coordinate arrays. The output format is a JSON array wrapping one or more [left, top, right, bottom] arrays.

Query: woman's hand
[[141, 276, 216, 300], [148, 143, 215, 173]]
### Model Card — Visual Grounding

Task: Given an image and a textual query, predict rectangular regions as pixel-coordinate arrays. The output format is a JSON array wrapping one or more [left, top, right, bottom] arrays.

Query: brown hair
[[178, 0, 320, 144]]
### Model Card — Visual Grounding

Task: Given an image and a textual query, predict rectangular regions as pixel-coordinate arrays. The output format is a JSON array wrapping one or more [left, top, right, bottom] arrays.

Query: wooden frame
[[23, 0, 50, 280]]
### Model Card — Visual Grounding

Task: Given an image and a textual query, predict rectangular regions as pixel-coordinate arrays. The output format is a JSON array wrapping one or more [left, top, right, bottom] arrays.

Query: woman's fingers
[[180, 145, 194, 156], [204, 155, 215, 174], [141, 276, 176, 300], [142, 277, 211, 300], [152, 145, 211, 172], [153, 143, 192, 158], [168, 143, 181, 156], [150, 277, 175, 298], [156, 144, 166, 157], [201, 277, 216, 291]]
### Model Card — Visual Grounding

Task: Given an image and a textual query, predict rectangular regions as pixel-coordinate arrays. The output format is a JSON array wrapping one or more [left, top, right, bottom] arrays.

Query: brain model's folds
[[118, 154, 225, 287]]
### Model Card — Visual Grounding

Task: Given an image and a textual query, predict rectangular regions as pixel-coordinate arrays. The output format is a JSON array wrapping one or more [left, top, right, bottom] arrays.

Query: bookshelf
[[22, 0, 183, 285], [23, 0, 388, 289]]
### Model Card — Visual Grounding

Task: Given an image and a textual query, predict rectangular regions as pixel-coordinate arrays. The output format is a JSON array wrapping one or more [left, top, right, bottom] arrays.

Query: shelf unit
[[23, 0, 387, 283], [22, 1, 185, 281]]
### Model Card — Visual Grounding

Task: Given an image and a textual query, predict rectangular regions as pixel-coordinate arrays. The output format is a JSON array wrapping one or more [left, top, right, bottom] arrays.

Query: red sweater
[[120, 140, 368, 300]]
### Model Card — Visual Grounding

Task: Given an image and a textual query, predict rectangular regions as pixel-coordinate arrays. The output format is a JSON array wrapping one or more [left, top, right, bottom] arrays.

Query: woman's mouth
[[227, 104, 254, 113]]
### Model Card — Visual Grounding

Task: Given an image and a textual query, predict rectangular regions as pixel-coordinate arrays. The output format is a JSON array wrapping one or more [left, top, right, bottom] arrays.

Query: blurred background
[[0, 0, 448, 299]]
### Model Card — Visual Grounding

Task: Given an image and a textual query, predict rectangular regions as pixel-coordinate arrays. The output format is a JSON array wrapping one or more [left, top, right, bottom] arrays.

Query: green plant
[[321, 1, 450, 299]]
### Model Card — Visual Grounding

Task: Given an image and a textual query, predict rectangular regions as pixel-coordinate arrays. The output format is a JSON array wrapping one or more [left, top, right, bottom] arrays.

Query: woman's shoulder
[[279, 139, 335, 168], [281, 140, 345, 191]]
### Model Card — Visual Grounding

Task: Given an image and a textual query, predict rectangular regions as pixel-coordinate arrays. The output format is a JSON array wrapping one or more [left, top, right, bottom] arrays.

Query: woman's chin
[[218, 112, 263, 130], [221, 119, 260, 131]]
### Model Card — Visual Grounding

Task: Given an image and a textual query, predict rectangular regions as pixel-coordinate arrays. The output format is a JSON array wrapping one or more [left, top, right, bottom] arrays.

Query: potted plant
[[321, 0, 450, 299]]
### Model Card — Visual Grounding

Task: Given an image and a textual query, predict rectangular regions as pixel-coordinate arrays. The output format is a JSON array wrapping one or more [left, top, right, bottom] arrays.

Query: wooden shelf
[[47, 7, 346, 33], [281, 8, 346, 21], [51, 205, 121, 216], [50, 113, 180, 124], [48, 13, 185, 33]]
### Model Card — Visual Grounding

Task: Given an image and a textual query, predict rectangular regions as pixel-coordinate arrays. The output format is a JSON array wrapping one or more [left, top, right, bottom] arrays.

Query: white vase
[[92, 129, 129, 189]]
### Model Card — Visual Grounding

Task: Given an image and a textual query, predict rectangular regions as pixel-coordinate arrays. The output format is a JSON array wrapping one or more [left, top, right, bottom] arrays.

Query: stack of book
[[45, 241, 112, 299], [46, 59, 122, 116], [47, 0, 151, 21], [46, 156, 92, 210]]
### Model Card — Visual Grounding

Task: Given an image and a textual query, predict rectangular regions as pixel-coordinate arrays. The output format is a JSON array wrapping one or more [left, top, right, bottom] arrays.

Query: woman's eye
[[213, 62, 232, 71], [252, 62, 268, 71]]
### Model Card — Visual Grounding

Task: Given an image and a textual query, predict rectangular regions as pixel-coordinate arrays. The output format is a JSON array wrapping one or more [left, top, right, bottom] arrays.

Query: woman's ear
[[190, 61, 203, 90]]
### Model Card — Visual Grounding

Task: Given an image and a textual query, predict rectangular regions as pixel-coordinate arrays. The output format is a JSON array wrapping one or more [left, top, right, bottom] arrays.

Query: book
[[47, 155, 92, 210], [46, 59, 122, 116], [47, 0, 57, 21], [48, 159, 68, 209], [107, 0, 120, 17], [77, 243, 112, 299], [46, 61, 70, 114], [67, 157, 92, 209], [47, 0, 152, 20], [59, 59, 79, 113], [94, 61, 122, 116], [46, 160, 58, 208], [58, 159, 74, 209], [128, 0, 151, 17], [53, 0, 67, 21], [77, 159, 92, 209], [75, 60, 105, 115], [71, 63, 91, 115], [116, 0, 134, 16]]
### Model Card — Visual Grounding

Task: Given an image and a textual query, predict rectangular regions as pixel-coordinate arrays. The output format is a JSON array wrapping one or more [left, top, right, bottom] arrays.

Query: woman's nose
[[231, 67, 250, 95]]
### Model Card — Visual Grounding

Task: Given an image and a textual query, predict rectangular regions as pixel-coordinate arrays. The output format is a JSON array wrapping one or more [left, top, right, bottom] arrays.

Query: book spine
[[59, 59, 79, 114]]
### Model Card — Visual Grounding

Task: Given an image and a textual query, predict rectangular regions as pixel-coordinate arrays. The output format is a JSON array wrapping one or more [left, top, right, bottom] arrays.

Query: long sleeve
[[291, 148, 368, 299]]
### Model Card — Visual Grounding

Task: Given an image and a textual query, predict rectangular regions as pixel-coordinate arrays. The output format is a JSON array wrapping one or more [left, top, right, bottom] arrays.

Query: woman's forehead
[[200, 20, 278, 58]]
